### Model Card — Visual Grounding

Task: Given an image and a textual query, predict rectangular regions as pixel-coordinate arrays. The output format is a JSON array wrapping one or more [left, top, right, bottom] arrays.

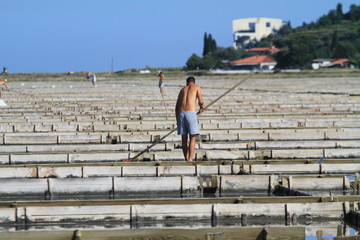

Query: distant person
[[157, 71, 165, 96], [86, 72, 97, 87], [1, 67, 8, 75], [0, 79, 11, 98], [175, 76, 204, 162]]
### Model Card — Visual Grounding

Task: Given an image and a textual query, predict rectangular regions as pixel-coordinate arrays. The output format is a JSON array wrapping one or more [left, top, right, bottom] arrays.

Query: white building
[[311, 59, 334, 70], [312, 58, 359, 69], [233, 17, 287, 49]]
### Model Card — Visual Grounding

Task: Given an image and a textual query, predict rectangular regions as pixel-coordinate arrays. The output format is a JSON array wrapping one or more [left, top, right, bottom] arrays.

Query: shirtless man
[[157, 71, 165, 96], [0, 79, 11, 98], [175, 76, 204, 162]]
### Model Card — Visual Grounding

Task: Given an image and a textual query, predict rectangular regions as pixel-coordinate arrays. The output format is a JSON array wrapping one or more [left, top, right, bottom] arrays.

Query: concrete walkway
[[1, 76, 360, 238]]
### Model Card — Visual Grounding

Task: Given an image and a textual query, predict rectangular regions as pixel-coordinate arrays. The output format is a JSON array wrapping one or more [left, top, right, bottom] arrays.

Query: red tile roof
[[231, 55, 276, 64], [330, 58, 348, 65], [246, 47, 279, 54]]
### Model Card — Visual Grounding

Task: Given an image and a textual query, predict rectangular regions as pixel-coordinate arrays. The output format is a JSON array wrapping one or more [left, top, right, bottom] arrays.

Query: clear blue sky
[[0, 0, 357, 73]]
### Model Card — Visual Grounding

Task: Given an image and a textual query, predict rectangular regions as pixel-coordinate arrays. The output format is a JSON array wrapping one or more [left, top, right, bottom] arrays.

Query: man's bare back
[[176, 82, 204, 115]]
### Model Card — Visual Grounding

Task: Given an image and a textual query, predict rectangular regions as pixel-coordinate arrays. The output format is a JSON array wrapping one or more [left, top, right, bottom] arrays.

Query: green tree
[[209, 34, 217, 53], [200, 55, 217, 70], [203, 33, 209, 56], [234, 36, 250, 48], [349, 4, 360, 22], [318, 14, 332, 26], [353, 52, 360, 64], [314, 46, 332, 59], [328, 10, 342, 24], [333, 42, 357, 58], [274, 51, 291, 69], [277, 22, 292, 35], [330, 31, 340, 54], [203, 32, 218, 56], [354, 22, 360, 34], [212, 47, 244, 61], [336, 3, 343, 20], [275, 35, 320, 69], [186, 54, 203, 70]]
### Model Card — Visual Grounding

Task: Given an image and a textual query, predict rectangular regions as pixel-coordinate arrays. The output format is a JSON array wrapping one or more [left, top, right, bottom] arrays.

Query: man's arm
[[4, 83, 10, 91], [175, 90, 183, 123], [197, 87, 204, 113]]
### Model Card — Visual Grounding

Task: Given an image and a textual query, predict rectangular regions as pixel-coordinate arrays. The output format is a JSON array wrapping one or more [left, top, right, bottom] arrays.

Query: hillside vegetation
[[185, 3, 360, 70], [272, 3, 360, 69]]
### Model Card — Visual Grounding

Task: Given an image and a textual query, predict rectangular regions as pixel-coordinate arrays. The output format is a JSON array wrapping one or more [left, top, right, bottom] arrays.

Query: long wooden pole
[[125, 73, 254, 161]]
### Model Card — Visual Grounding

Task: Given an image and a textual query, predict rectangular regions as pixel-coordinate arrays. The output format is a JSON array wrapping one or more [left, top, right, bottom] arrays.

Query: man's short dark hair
[[186, 76, 195, 83]]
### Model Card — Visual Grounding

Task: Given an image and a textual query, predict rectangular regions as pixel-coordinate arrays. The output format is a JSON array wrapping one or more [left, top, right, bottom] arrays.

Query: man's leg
[[181, 134, 188, 161], [187, 134, 197, 162], [160, 87, 164, 96]]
